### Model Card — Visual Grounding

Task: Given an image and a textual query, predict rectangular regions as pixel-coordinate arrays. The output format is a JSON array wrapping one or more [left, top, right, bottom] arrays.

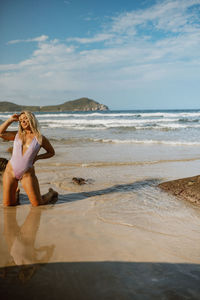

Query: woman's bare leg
[[20, 207, 41, 244], [3, 207, 20, 251], [3, 165, 18, 206], [21, 167, 58, 206]]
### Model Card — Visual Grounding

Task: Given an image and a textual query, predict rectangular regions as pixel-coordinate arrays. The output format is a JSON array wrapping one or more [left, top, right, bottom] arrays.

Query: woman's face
[[19, 114, 30, 130]]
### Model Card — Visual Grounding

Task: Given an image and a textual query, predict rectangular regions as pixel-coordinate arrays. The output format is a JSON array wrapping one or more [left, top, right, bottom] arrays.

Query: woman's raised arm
[[0, 114, 19, 141]]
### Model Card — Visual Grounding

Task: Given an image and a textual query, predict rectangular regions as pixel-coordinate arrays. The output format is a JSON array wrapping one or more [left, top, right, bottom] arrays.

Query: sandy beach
[[1, 137, 200, 299]]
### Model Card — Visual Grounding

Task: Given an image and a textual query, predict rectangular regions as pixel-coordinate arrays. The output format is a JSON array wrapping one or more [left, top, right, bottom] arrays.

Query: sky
[[0, 0, 200, 110]]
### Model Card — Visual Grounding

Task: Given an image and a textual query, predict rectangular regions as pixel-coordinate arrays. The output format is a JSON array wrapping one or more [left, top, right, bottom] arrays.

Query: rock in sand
[[158, 175, 200, 205]]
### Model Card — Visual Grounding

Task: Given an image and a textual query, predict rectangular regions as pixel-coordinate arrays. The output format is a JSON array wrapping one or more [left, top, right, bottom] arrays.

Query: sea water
[[1, 109, 200, 143], [1, 109, 200, 176], [1, 109, 200, 162]]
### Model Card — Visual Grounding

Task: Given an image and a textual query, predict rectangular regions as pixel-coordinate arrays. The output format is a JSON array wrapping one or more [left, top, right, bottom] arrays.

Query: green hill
[[0, 101, 40, 112], [0, 98, 109, 112]]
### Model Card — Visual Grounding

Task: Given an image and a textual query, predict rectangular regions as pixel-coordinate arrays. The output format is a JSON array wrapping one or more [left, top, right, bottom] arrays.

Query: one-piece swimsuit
[[10, 133, 40, 180]]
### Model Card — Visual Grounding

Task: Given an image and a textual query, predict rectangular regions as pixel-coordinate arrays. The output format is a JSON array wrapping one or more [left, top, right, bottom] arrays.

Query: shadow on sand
[[60, 178, 161, 203], [0, 261, 200, 300], [18, 178, 161, 205]]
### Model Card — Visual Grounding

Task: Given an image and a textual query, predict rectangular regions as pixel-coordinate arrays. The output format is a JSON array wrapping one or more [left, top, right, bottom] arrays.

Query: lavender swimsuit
[[10, 133, 40, 180]]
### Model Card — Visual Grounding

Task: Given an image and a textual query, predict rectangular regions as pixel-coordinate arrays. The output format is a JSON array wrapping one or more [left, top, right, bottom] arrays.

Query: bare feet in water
[[41, 188, 58, 205]]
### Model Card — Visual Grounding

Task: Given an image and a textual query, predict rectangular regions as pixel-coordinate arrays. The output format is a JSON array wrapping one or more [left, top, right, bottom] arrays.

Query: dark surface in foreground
[[158, 175, 200, 205], [0, 262, 200, 300]]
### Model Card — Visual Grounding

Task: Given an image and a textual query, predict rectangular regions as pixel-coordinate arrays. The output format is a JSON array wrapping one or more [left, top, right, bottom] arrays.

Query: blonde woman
[[0, 111, 58, 206]]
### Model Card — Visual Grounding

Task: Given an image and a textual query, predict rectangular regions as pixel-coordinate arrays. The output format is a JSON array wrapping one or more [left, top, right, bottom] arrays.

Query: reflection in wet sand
[[2, 207, 55, 283]]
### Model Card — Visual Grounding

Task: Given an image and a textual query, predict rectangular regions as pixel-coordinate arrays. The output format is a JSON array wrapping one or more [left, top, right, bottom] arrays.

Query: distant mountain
[[0, 98, 109, 112], [41, 98, 109, 112], [0, 101, 40, 112]]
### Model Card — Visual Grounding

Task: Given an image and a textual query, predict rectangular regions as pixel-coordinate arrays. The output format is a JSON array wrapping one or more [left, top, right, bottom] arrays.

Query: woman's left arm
[[35, 136, 55, 162]]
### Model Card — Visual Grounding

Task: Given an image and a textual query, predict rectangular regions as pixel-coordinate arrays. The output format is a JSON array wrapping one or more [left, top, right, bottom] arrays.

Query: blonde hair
[[18, 111, 42, 144]]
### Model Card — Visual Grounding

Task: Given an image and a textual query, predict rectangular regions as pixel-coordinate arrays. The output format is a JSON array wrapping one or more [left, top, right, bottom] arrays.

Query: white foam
[[36, 111, 200, 118], [1, 111, 200, 132], [40, 118, 200, 130], [92, 138, 200, 146]]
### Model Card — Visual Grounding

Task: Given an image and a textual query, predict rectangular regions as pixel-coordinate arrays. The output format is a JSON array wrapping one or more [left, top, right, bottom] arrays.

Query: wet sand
[[0, 198, 200, 299], [0, 142, 200, 299]]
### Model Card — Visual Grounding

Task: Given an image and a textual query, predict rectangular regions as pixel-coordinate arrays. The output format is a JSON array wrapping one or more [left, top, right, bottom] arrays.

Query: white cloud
[[110, 0, 200, 35], [1, 0, 200, 107], [7, 35, 49, 45], [67, 33, 114, 44]]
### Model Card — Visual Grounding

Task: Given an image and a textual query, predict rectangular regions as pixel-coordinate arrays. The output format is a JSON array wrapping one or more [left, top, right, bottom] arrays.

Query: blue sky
[[0, 0, 200, 109]]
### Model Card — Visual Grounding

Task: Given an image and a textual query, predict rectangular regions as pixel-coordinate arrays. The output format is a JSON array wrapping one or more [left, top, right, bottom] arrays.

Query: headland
[[0, 97, 109, 112]]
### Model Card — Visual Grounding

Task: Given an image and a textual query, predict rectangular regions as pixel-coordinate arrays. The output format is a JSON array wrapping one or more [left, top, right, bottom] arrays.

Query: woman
[[0, 111, 58, 206]]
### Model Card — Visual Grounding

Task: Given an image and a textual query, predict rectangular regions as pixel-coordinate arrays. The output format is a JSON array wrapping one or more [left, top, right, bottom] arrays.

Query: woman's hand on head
[[9, 114, 20, 123], [0, 114, 19, 140]]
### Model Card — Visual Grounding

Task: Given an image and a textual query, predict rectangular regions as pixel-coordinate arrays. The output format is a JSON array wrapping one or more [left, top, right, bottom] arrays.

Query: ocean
[[1, 109, 200, 179], [1, 109, 200, 145], [1, 109, 200, 164]]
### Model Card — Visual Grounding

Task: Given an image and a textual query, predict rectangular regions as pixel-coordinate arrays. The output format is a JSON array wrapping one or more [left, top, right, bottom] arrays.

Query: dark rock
[[158, 175, 200, 205], [72, 177, 87, 185]]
